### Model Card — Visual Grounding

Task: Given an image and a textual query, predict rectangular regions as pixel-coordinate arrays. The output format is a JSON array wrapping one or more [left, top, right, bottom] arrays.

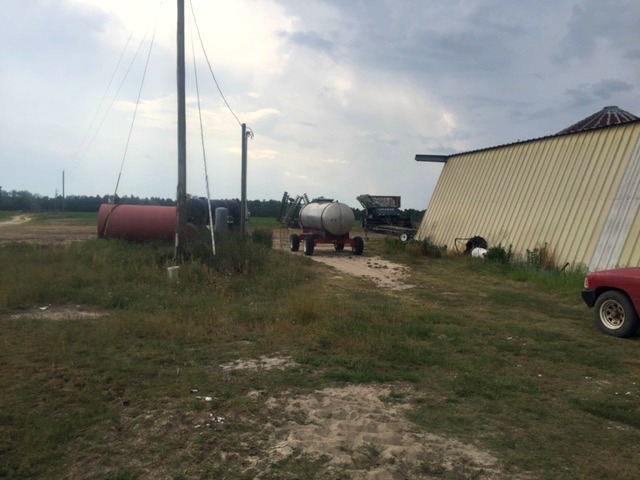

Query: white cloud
[[245, 108, 281, 123], [1, 0, 639, 208]]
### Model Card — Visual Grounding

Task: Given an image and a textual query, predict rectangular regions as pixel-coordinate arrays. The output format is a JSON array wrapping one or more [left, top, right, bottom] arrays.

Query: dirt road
[[0, 214, 31, 227], [0, 215, 94, 245], [273, 229, 414, 290]]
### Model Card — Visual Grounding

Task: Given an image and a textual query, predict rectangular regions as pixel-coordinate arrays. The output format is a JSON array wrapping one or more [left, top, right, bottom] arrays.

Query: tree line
[[0, 188, 423, 221], [0, 189, 174, 213]]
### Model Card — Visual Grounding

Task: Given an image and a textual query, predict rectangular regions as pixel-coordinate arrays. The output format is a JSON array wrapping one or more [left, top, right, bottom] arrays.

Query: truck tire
[[289, 234, 300, 252], [352, 236, 364, 255], [594, 290, 639, 338], [303, 236, 315, 256]]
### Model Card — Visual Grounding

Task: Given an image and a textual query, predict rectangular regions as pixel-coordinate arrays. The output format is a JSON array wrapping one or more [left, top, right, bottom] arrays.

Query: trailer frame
[[289, 229, 364, 256]]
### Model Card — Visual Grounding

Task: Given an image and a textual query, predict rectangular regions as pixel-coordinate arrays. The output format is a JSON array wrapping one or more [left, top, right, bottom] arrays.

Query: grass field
[[249, 216, 281, 228], [0, 211, 18, 221], [30, 211, 99, 226], [0, 230, 639, 479], [0, 211, 98, 226]]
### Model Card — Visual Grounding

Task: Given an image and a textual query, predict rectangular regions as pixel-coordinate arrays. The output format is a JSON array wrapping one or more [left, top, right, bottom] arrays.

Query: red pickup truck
[[582, 268, 640, 337]]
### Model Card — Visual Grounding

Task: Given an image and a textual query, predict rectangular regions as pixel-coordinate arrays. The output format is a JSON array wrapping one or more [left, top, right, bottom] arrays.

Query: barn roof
[[557, 105, 638, 134]]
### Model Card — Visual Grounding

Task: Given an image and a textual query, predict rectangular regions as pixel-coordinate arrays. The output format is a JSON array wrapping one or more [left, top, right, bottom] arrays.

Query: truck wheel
[[289, 234, 300, 252], [352, 236, 364, 255], [399, 233, 409, 242], [334, 243, 344, 251], [303, 236, 315, 256], [594, 290, 640, 337]]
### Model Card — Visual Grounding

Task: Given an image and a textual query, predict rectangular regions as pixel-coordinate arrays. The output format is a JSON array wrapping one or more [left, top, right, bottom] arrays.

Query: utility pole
[[62, 170, 65, 214], [175, 0, 187, 261], [240, 123, 248, 235]]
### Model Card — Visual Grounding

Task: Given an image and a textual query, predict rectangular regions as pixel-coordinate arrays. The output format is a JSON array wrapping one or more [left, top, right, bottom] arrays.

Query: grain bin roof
[[558, 106, 638, 134], [415, 106, 640, 162]]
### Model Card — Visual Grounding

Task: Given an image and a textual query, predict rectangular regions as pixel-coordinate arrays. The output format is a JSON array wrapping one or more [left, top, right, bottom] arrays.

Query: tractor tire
[[289, 234, 300, 252], [352, 236, 364, 255], [303, 236, 315, 256]]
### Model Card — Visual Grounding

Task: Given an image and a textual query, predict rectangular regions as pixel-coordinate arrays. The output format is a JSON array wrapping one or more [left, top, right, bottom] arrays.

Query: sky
[[1, 0, 639, 210]]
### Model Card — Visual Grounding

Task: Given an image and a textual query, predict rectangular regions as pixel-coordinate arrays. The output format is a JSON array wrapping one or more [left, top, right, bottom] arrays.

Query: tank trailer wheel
[[352, 236, 364, 255], [334, 243, 345, 251], [289, 234, 300, 252], [303, 236, 315, 256]]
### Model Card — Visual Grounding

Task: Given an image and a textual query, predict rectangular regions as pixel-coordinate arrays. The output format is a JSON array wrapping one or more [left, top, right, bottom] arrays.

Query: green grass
[[1, 233, 639, 479], [30, 211, 98, 226], [0, 211, 98, 226], [0, 211, 19, 221], [249, 216, 280, 227]]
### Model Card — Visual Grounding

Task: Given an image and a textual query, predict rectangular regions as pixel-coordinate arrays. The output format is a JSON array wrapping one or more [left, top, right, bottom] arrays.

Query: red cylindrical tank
[[98, 204, 177, 243]]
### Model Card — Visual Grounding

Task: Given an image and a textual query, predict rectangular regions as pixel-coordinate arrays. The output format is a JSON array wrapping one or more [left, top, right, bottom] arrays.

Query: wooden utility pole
[[240, 123, 248, 235], [62, 170, 65, 213], [175, 0, 187, 261]]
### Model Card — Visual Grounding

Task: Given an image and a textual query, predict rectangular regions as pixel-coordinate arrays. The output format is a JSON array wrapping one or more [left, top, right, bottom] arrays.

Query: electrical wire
[[188, 0, 242, 127], [189, 9, 216, 256], [113, 0, 164, 200], [69, 29, 134, 171], [78, 32, 149, 175]]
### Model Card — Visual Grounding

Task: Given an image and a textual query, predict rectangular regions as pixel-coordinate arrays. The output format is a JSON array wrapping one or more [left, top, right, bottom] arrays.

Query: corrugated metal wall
[[417, 122, 640, 269]]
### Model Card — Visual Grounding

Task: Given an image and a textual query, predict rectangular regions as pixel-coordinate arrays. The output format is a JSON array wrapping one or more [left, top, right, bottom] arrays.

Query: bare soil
[[0, 215, 94, 245], [273, 228, 414, 290], [5, 304, 108, 321], [261, 384, 521, 479]]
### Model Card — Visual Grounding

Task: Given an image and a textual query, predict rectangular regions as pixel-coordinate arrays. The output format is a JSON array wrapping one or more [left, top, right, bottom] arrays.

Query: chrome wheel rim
[[600, 300, 625, 330]]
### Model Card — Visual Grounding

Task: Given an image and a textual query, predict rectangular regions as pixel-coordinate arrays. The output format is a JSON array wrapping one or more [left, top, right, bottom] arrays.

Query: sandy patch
[[3, 304, 108, 321], [273, 229, 414, 290], [0, 214, 31, 226], [312, 254, 414, 290], [262, 385, 528, 479], [221, 355, 299, 372]]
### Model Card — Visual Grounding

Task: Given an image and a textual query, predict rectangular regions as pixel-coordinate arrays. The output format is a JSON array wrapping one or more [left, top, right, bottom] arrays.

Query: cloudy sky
[[1, 0, 639, 209]]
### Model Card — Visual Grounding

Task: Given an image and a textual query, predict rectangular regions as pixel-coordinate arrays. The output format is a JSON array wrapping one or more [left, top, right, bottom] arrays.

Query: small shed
[[415, 106, 640, 270]]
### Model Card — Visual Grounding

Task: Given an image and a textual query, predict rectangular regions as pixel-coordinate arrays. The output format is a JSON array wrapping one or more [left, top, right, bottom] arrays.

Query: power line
[[76, 33, 149, 171], [70, 29, 134, 169], [189, 8, 216, 255], [113, 0, 165, 199], [68, 3, 162, 174], [188, 0, 242, 127]]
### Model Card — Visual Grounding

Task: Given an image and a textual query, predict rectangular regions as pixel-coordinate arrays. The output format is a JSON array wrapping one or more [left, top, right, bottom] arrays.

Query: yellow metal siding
[[580, 128, 638, 266], [621, 204, 640, 267], [605, 134, 640, 268], [417, 123, 640, 267]]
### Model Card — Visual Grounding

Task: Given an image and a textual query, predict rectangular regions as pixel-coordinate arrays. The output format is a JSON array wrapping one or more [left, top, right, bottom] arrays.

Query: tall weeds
[[0, 232, 301, 313]]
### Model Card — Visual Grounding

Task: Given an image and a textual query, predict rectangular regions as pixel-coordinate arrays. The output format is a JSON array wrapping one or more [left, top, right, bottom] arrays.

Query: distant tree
[[402, 209, 425, 225], [0, 189, 292, 216], [247, 199, 281, 217]]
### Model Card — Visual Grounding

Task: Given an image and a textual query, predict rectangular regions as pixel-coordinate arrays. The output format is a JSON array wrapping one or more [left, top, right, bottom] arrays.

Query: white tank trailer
[[289, 198, 364, 256]]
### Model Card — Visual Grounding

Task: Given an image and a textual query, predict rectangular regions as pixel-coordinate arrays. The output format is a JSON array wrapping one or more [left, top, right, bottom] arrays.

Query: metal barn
[[415, 106, 640, 270]]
